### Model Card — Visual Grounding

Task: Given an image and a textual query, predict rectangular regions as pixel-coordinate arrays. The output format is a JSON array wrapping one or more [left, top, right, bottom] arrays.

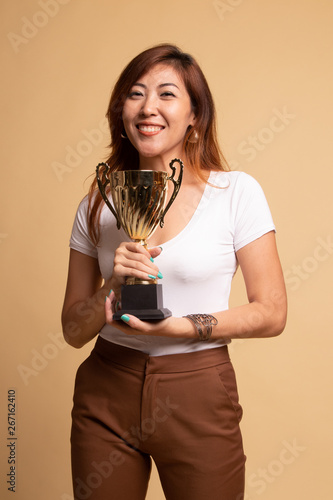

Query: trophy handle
[[95, 162, 121, 229], [159, 158, 184, 228]]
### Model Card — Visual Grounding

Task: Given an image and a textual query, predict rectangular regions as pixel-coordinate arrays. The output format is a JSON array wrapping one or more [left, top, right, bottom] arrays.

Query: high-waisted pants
[[71, 336, 246, 500]]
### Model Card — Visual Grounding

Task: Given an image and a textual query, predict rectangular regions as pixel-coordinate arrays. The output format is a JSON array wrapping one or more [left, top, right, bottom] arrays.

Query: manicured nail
[[150, 256, 154, 263], [121, 314, 130, 323], [105, 296, 108, 303], [148, 274, 156, 280], [157, 271, 163, 279], [116, 301, 120, 310], [159, 246, 163, 252], [109, 289, 113, 296]]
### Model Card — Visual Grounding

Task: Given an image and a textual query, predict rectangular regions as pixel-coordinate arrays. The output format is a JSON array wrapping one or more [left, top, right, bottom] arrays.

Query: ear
[[189, 114, 196, 127]]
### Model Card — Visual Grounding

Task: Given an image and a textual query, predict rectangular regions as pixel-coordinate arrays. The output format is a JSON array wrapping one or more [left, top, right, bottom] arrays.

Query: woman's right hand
[[108, 243, 163, 299]]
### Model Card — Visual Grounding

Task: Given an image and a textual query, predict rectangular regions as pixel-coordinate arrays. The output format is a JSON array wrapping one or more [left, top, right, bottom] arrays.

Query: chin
[[141, 150, 182, 162]]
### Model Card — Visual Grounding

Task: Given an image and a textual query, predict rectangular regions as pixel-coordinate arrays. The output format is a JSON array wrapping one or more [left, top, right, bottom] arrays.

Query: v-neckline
[[151, 171, 215, 249]]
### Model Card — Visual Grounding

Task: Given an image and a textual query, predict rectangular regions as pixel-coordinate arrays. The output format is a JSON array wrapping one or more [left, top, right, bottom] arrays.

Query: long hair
[[88, 44, 229, 245]]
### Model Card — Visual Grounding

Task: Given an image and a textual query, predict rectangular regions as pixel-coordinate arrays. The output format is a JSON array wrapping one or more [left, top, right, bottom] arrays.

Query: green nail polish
[[121, 314, 130, 323], [150, 256, 154, 263], [157, 271, 163, 279], [109, 289, 113, 296], [148, 274, 156, 280], [105, 296, 108, 302]]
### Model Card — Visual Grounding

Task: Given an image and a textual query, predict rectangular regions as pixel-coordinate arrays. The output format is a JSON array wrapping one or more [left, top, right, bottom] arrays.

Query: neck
[[138, 154, 210, 187], [139, 156, 168, 172]]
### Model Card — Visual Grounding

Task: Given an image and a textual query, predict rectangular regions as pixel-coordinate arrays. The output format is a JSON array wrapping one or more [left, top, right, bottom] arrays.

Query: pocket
[[215, 362, 243, 422]]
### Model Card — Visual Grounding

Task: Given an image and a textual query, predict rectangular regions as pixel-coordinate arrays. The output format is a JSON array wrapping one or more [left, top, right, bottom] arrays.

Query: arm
[[62, 245, 163, 348], [61, 249, 106, 348], [105, 231, 287, 340], [213, 230, 287, 339]]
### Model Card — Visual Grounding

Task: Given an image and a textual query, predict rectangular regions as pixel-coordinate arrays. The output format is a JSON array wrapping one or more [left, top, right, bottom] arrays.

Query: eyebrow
[[132, 82, 180, 89]]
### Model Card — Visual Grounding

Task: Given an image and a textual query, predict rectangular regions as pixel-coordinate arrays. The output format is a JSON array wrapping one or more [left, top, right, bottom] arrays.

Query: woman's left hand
[[105, 292, 195, 339]]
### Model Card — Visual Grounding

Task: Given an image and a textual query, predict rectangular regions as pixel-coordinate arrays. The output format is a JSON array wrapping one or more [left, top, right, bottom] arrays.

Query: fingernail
[[148, 274, 156, 280], [121, 314, 130, 323], [150, 256, 154, 263], [105, 296, 108, 303], [159, 246, 163, 252], [157, 271, 163, 279], [109, 289, 113, 296]]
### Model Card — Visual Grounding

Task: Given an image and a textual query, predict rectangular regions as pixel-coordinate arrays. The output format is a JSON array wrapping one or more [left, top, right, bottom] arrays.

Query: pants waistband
[[93, 336, 230, 374]]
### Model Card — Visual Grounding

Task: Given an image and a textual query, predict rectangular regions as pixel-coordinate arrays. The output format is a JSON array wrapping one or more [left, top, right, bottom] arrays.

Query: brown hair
[[88, 43, 229, 244]]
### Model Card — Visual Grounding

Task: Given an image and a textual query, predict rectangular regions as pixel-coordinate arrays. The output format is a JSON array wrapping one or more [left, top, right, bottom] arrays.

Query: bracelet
[[183, 314, 218, 341]]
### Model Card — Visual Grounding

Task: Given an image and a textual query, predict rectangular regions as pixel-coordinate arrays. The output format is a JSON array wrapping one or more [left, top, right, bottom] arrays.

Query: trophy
[[96, 158, 184, 320]]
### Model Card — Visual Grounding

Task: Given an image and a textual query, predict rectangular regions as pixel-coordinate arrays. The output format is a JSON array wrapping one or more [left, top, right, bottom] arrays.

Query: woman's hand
[[105, 292, 196, 339], [109, 243, 163, 299]]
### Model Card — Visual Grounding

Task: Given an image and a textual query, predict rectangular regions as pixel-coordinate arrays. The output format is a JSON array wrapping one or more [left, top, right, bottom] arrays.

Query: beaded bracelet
[[183, 314, 218, 341]]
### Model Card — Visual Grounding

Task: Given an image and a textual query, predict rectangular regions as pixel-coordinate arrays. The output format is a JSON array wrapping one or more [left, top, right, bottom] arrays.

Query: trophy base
[[113, 308, 172, 321], [113, 283, 172, 321]]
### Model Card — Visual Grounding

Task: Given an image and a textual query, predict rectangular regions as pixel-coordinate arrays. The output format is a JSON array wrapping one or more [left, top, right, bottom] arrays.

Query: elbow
[[274, 290, 288, 336], [62, 319, 85, 349], [271, 313, 287, 337], [268, 284, 288, 337], [63, 332, 85, 349], [267, 302, 288, 338], [255, 293, 287, 338], [278, 307, 287, 335]]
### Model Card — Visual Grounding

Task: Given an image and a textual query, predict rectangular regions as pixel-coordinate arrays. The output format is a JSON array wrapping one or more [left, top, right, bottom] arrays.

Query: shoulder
[[74, 190, 100, 219], [209, 170, 265, 194], [76, 194, 89, 213], [71, 195, 90, 229]]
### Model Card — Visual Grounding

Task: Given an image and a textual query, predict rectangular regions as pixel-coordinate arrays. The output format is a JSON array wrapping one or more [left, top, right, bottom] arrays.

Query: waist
[[99, 327, 230, 356], [93, 336, 230, 374]]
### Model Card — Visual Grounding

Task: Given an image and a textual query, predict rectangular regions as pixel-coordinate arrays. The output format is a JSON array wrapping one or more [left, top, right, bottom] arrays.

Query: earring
[[121, 129, 128, 139], [188, 129, 199, 143]]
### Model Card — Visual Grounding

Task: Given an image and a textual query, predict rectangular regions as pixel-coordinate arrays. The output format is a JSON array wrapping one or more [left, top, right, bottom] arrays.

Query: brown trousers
[[71, 336, 246, 500]]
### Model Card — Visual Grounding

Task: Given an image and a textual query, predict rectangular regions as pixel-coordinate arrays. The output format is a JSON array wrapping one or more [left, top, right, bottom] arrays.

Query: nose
[[140, 94, 158, 116]]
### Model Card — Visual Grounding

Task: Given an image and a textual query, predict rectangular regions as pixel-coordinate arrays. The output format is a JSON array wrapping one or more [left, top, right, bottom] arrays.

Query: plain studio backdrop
[[1, 1, 332, 499]]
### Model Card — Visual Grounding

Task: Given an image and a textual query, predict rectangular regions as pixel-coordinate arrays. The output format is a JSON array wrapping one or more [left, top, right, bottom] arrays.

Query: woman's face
[[122, 63, 196, 167]]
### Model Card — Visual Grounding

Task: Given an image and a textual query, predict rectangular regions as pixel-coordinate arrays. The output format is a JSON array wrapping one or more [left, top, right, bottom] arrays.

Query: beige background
[[1, 0, 332, 499]]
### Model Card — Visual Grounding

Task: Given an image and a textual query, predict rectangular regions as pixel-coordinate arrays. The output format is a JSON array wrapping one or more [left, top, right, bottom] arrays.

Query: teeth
[[138, 126, 163, 132]]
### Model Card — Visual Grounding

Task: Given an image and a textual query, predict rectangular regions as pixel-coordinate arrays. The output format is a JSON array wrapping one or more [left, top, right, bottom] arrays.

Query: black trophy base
[[113, 283, 172, 321]]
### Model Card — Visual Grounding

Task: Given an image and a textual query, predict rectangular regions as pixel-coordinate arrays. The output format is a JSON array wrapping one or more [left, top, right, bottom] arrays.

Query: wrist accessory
[[184, 314, 218, 341]]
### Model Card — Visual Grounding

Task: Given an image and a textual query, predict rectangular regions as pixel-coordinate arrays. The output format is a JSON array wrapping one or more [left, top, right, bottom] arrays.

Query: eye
[[128, 90, 144, 99], [161, 91, 176, 98]]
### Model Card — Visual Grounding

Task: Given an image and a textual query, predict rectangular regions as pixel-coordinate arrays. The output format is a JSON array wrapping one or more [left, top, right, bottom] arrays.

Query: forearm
[[106, 292, 287, 342], [62, 282, 111, 348], [209, 296, 287, 341]]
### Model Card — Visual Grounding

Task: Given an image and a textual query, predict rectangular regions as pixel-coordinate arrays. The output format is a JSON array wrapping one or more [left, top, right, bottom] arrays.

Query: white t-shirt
[[69, 170, 275, 355]]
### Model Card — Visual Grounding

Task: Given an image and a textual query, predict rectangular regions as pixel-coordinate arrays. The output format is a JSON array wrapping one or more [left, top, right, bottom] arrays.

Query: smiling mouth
[[137, 125, 164, 133]]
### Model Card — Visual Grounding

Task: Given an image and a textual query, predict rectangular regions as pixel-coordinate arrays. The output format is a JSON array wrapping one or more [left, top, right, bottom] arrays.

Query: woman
[[62, 44, 287, 500]]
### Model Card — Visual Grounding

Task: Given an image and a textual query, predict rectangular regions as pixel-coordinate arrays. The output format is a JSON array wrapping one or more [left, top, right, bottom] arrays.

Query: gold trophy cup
[[96, 158, 184, 320]]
